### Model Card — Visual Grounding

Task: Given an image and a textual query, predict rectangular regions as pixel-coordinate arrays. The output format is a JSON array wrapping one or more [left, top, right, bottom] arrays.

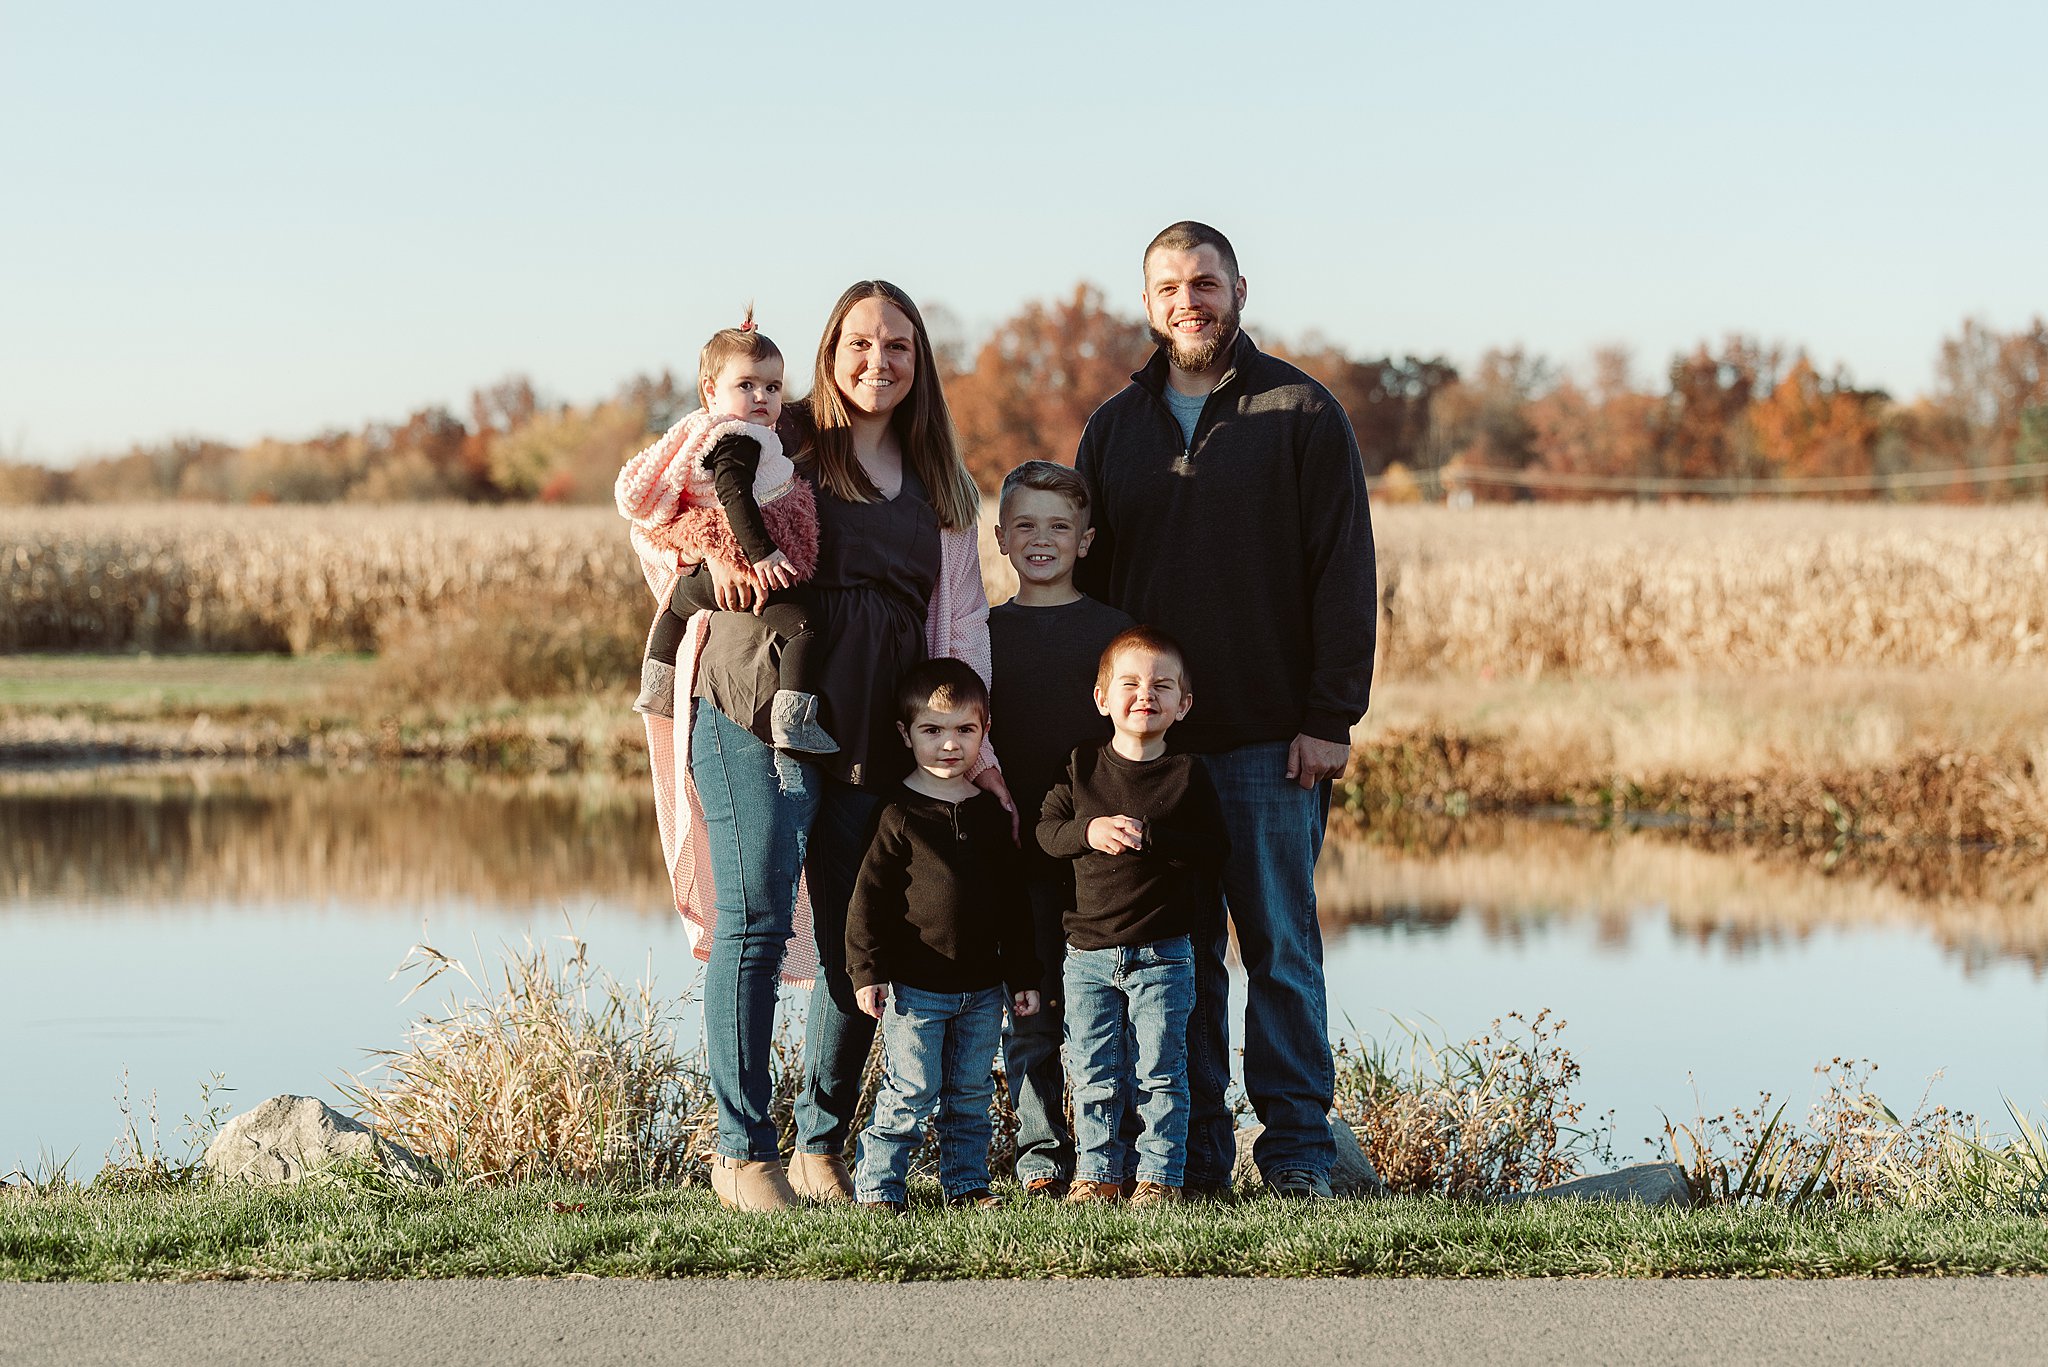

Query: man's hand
[[1087, 815, 1146, 854], [1012, 989, 1041, 1018], [1285, 733, 1352, 790], [856, 984, 889, 1019], [706, 557, 763, 614], [973, 766, 1020, 844], [750, 549, 799, 591]]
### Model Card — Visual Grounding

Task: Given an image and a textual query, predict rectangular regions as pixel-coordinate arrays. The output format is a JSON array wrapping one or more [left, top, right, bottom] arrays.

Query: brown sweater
[[846, 787, 1041, 994]]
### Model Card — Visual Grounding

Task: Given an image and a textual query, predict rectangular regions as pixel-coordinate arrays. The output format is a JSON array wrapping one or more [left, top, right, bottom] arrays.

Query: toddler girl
[[615, 310, 835, 753]]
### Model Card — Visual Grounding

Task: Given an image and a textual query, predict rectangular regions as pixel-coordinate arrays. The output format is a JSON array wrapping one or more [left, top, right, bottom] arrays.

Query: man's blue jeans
[[689, 702, 820, 1161], [1193, 741, 1335, 1183], [1001, 876, 1074, 1184], [793, 779, 885, 1157], [853, 984, 1006, 1203], [1064, 935, 1194, 1188]]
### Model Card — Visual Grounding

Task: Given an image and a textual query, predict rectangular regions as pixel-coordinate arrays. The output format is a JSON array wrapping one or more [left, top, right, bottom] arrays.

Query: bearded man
[[1073, 221, 1378, 1199]]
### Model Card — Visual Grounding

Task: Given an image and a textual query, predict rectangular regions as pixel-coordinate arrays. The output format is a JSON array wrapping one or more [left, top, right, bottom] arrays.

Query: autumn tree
[[1526, 347, 1662, 494], [1274, 340, 1457, 476], [1746, 356, 1882, 487], [946, 284, 1151, 489], [1431, 348, 1554, 498], [1661, 338, 1780, 483]]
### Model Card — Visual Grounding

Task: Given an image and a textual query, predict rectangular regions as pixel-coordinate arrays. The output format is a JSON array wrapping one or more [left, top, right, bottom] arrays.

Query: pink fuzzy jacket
[[631, 514, 998, 986], [616, 411, 820, 579]]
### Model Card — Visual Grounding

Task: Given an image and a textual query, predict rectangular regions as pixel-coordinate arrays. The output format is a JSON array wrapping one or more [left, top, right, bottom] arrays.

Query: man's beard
[[1149, 301, 1240, 374]]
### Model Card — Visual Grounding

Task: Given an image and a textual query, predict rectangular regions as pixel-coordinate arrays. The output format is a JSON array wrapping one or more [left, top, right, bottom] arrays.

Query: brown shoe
[[858, 1198, 906, 1216], [946, 1188, 1004, 1209], [1063, 1179, 1124, 1205], [788, 1151, 855, 1204], [1129, 1181, 1182, 1208], [1023, 1176, 1071, 1200], [709, 1156, 798, 1212]]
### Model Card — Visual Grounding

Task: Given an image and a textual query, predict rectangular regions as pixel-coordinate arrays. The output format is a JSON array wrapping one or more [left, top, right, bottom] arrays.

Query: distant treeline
[[5, 288, 2044, 505]]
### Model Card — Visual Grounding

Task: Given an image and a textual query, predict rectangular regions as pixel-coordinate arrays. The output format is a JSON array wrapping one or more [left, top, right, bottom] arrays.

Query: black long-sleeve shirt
[[1037, 745, 1230, 950], [1074, 332, 1378, 751], [846, 787, 1041, 994], [705, 432, 778, 567]]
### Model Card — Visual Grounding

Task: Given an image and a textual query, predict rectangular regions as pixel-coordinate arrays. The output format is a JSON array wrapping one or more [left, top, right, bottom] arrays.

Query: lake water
[[5, 766, 2046, 1176]]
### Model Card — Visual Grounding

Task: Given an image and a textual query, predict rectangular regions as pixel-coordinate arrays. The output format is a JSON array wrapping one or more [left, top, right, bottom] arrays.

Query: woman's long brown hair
[[803, 280, 979, 532]]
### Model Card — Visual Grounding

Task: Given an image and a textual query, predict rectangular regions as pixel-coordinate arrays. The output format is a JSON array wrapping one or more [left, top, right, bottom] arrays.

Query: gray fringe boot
[[769, 689, 839, 754], [633, 658, 677, 718]]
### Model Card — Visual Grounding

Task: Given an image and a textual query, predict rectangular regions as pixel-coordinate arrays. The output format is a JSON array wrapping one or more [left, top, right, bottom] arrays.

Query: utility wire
[[1369, 461, 2048, 495]]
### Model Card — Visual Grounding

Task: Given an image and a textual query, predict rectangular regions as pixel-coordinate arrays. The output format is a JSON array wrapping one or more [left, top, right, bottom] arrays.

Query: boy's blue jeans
[[1064, 935, 1194, 1187], [1191, 741, 1336, 1185], [1000, 876, 1074, 1184], [853, 983, 1006, 1203]]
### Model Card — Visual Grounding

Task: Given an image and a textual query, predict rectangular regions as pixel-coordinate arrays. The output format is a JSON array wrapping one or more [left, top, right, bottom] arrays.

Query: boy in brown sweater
[[848, 658, 1041, 1211]]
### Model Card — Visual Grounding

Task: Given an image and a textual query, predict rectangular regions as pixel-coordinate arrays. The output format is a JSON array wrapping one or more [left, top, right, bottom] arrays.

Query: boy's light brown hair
[[697, 304, 781, 404], [1095, 625, 1192, 694], [895, 656, 990, 729], [998, 460, 1092, 525]]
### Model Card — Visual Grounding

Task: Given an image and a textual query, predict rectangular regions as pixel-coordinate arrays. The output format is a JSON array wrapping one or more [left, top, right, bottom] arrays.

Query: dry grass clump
[[344, 932, 705, 1185], [1658, 1060, 2048, 1212], [1333, 1010, 1612, 1198], [370, 587, 644, 704]]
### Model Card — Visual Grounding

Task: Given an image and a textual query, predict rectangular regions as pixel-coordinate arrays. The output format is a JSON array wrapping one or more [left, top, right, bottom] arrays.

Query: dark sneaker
[[946, 1188, 1003, 1210], [1266, 1169, 1334, 1201], [1128, 1181, 1182, 1208], [1022, 1176, 1071, 1200], [1181, 1177, 1237, 1204], [1063, 1179, 1123, 1205]]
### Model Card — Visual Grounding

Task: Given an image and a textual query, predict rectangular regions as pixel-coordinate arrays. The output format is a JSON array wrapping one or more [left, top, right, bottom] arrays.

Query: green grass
[[8, 1182, 2048, 1281], [0, 653, 374, 710]]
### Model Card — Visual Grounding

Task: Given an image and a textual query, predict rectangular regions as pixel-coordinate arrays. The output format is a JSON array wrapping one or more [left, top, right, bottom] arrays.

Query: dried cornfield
[[8, 502, 2048, 678], [1375, 503, 2048, 678], [0, 504, 642, 655]]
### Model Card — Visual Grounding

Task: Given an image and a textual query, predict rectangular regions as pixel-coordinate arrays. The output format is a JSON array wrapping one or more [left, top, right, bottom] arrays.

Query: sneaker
[[1266, 1169, 1334, 1201], [946, 1188, 1004, 1210], [1063, 1179, 1124, 1205], [769, 689, 839, 754], [1182, 1177, 1237, 1204], [1128, 1182, 1182, 1208], [1022, 1176, 1071, 1200], [858, 1198, 906, 1216]]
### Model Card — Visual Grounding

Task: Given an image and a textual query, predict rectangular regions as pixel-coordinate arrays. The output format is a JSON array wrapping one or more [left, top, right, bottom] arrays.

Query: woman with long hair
[[630, 281, 1005, 1210]]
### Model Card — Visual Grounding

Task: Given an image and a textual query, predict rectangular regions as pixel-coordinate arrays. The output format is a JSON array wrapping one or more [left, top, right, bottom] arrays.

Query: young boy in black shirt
[[1038, 626, 1229, 1205], [987, 461, 1134, 1197], [848, 658, 1041, 1212]]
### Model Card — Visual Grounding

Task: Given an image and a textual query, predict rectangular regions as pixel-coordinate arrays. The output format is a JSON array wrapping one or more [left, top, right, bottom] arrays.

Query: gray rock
[[1508, 1161, 1693, 1209], [203, 1094, 438, 1186], [1232, 1114, 1387, 1197]]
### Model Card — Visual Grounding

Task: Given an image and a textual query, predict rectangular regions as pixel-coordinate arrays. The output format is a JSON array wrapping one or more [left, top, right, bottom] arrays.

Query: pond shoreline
[[6, 706, 2044, 855]]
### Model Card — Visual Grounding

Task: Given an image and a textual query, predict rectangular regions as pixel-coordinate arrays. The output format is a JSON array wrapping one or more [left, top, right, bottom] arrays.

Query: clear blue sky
[[4, 1, 2042, 464]]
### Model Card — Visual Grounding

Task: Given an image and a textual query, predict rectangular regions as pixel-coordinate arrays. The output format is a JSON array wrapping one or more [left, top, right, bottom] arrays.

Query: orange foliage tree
[[946, 284, 1151, 490], [1747, 356, 1882, 487]]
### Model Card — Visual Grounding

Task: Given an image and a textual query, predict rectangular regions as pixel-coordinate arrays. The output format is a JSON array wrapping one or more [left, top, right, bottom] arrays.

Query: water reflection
[[4, 765, 2046, 1173], [1, 765, 670, 912], [1317, 818, 2048, 972]]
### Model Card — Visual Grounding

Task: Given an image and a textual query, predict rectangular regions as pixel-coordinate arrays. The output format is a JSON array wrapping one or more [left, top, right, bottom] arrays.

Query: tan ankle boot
[[709, 1156, 798, 1212], [787, 1151, 855, 1203]]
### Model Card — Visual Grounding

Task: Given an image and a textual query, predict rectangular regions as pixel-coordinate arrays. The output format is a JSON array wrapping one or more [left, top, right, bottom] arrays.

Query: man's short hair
[[896, 656, 990, 728], [998, 460, 1092, 525], [1096, 625, 1192, 694], [1144, 221, 1239, 282]]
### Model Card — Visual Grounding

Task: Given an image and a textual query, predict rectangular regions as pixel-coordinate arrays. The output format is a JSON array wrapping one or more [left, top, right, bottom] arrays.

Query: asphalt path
[[8, 1278, 2048, 1367]]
